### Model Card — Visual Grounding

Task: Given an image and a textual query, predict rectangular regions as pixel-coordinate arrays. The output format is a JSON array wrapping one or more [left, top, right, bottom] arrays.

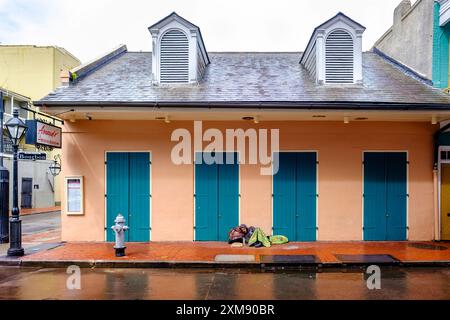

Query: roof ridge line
[[372, 47, 433, 87], [70, 45, 127, 82]]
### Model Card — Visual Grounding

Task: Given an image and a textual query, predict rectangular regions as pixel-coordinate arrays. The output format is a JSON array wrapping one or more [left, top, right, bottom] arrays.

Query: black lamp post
[[5, 108, 27, 257]]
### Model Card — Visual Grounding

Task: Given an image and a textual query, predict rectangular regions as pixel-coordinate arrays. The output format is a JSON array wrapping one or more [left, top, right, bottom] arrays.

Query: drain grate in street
[[260, 255, 319, 264], [408, 243, 448, 251], [214, 254, 256, 262], [334, 254, 399, 264]]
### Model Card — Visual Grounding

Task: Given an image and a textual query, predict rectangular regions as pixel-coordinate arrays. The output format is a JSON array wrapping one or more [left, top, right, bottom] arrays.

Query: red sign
[[36, 122, 61, 148]]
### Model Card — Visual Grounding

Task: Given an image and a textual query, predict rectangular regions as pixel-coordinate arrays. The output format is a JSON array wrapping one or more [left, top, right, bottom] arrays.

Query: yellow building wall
[[0, 45, 80, 206], [0, 45, 80, 101]]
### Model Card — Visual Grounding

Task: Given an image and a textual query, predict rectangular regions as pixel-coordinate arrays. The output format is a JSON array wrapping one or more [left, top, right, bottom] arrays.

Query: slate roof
[[35, 51, 450, 109]]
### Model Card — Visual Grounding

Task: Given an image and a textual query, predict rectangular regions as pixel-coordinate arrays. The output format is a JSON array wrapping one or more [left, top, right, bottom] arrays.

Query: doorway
[[21, 177, 32, 209], [105, 152, 151, 242]]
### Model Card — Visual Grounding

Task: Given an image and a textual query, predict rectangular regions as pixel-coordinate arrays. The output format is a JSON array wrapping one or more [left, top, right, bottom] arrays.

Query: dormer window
[[160, 29, 189, 84], [149, 12, 210, 85], [325, 30, 354, 83], [300, 12, 365, 85]]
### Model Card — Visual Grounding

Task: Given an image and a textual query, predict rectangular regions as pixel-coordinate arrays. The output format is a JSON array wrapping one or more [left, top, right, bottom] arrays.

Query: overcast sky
[[0, 0, 415, 62]]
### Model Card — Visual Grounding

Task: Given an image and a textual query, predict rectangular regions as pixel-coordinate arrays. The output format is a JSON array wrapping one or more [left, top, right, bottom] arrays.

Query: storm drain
[[408, 243, 448, 251], [214, 254, 256, 262], [334, 254, 399, 264], [260, 255, 319, 264]]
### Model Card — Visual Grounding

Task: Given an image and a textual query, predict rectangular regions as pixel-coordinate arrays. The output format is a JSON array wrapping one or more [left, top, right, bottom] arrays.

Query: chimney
[[60, 70, 70, 87], [394, 0, 412, 25]]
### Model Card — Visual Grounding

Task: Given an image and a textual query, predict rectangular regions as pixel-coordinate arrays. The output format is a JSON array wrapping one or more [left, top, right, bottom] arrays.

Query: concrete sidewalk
[[1, 241, 449, 268], [19, 206, 61, 216]]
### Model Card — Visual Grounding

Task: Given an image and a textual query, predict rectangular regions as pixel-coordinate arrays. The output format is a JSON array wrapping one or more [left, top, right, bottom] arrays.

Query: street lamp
[[5, 108, 27, 256], [49, 155, 61, 177]]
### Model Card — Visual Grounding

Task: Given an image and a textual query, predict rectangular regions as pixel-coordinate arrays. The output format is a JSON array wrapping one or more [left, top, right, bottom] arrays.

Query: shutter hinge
[[193, 194, 196, 198], [104, 194, 107, 198], [406, 161, 410, 165], [316, 194, 319, 198], [104, 161, 107, 165], [149, 161, 152, 164], [406, 194, 410, 198], [316, 161, 319, 165]]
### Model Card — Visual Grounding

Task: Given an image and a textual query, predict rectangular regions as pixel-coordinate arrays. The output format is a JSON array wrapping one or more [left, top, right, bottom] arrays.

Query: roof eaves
[[33, 100, 450, 110]]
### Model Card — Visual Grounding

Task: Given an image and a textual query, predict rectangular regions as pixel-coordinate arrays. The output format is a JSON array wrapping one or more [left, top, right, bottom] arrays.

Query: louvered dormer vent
[[325, 30, 354, 84], [160, 30, 189, 84], [299, 12, 365, 85]]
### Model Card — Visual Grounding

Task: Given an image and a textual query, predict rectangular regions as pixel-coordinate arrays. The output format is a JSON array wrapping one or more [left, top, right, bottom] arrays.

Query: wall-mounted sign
[[26, 120, 62, 149], [18, 152, 47, 161], [65, 176, 84, 215]]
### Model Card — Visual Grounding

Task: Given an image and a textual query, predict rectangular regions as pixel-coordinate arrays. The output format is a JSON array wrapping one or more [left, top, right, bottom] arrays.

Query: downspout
[[433, 123, 450, 241]]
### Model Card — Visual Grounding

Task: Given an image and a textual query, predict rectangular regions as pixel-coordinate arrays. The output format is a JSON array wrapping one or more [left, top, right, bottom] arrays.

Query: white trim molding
[[300, 12, 366, 85], [437, 0, 450, 26]]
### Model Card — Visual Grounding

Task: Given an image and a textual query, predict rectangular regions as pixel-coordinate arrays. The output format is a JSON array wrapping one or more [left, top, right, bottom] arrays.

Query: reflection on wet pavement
[[0, 267, 448, 300]]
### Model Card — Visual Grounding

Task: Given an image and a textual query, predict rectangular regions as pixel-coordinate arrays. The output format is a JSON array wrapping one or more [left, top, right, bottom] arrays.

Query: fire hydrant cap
[[114, 214, 126, 224]]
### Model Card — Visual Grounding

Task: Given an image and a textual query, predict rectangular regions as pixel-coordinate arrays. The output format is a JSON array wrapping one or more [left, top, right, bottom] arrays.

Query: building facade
[[36, 12, 450, 242], [0, 45, 80, 207], [1, 89, 56, 209]]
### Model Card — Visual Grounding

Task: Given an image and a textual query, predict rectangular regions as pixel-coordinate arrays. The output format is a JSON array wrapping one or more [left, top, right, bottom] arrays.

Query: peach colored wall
[[60, 120, 435, 242]]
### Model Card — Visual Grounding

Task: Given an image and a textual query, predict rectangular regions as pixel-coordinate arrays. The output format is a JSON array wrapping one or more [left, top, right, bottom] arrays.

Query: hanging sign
[[26, 120, 62, 148]]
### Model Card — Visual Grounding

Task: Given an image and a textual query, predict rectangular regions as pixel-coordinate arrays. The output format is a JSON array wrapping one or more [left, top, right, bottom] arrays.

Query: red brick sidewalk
[[18, 241, 450, 266]]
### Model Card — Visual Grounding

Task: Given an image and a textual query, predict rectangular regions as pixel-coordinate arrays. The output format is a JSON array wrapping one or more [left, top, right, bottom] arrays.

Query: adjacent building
[[375, 0, 450, 241], [0, 45, 80, 208], [35, 12, 450, 242]]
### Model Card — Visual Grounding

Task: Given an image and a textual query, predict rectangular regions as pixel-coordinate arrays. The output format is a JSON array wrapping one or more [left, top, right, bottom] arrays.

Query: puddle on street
[[0, 267, 448, 300]]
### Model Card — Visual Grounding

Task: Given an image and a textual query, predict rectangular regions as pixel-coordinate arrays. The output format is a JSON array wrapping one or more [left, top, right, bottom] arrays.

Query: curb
[[1, 259, 449, 269]]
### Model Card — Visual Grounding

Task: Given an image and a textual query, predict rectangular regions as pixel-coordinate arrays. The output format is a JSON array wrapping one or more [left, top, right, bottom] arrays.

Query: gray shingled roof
[[36, 51, 450, 108]]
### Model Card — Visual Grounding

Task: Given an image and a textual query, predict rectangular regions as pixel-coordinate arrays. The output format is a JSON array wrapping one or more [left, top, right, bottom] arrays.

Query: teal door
[[363, 152, 407, 241], [195, 152, 239, 241], [273, 152, 317, 241], [106, 152, 150, 242]]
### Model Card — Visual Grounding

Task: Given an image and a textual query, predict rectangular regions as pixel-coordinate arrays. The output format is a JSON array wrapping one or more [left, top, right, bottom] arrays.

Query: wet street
[[0, 267, 448, 300]]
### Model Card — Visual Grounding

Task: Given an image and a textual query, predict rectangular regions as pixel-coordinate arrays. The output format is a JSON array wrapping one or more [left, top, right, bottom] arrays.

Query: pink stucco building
[[35, 13, 450, 242]]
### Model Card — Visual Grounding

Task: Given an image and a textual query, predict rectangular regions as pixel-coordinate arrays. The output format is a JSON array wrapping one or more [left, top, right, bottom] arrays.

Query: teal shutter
[[195, 152, 239, 241], [297, 153, 317, 241], [106, 153, 130, 242], [129, 153, 151, 242], [385, 153, 407, 241], [273, 153, 297, 240], [364, 152, 407, 241], [273, 152, 317, 241], [195, 153, 219, 241], [106, 152, 151, 242], [218, 153, 239, 241], [363, 153, 387, 241]]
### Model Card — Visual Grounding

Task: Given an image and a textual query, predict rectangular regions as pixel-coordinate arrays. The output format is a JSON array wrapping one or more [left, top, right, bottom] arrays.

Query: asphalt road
[[0, 267, 448, 300], [22, 211, 61, 235]]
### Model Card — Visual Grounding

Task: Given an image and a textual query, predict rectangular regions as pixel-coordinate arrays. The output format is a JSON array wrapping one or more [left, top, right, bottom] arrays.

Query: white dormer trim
[[300, 13, 366, 85], [149, 12, 209, 85]]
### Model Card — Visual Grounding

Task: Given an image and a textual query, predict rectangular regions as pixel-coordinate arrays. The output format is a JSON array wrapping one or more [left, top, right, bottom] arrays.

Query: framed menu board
[[65, 176, 84, 215]]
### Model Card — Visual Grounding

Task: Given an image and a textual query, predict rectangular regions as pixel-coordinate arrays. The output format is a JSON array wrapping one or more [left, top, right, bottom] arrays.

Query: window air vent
[[160, 30, 189, 84], [325, 30, 354, 84]]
